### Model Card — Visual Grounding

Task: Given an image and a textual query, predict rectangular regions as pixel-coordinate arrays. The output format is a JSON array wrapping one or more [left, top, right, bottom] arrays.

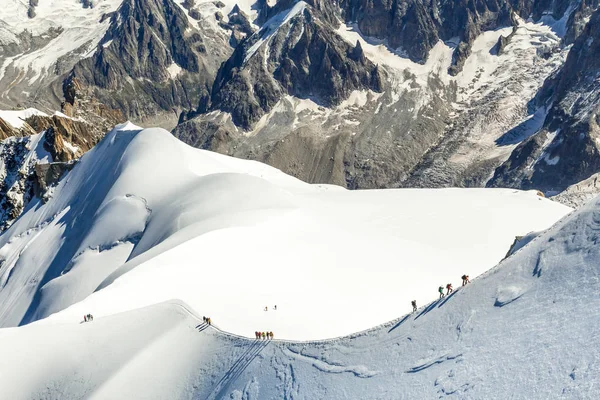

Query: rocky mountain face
[[0, 136, 41, 230], [0, 0, 233, 128], [1, 0, 600, 206], [0, 109, 121, 231], [552, 172, 600, 207], [336, 0, 579, 75], [0, 0, 123, 111], [66, 0, 230, 128], [175, 0, 593, 191], [488, 8, 600, 194], [202, 1, 384, 130], [0, 0, 228, 229], [399, 20, 566, 188]]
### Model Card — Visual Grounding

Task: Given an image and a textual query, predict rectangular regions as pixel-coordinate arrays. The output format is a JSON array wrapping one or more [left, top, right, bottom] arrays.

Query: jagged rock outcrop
[[0, 130, 77, 231], [0, 0, 237, 128], [0, 137, 37, 230], [66, 0, 231, 127], [0, 118, 36, 139], [488, 9, 600, 193], [174, 0, 599, 194], [0, 109, 120, 230], [205, 1, 384, 130], [178, 4, 572, 189], [220, 5, 255, 47], [492, 28, 516, 55], [34, 162, 75, 201], [175, 73, 455, 188]]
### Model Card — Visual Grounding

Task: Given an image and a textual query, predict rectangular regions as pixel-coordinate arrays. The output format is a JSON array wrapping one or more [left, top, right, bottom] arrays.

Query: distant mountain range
[[0, 0, 599, 206]]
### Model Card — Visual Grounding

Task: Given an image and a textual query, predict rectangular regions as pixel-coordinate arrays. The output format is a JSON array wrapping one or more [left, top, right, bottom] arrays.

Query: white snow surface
[[0, 176, 598, 399], [167, 62, 183, 79], [178, 0, 259, 27], [0, 0, 123, 83], [0, 108, 48, 128], [0, 123, 570, 341], [336, 23, 455, 86]]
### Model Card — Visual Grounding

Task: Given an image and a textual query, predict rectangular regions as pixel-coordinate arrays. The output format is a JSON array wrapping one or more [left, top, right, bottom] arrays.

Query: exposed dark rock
[[221, 5, 255, 46], [207, 2, 384, 130], [493, 35, 508, 56], [229, 30, 247, 47], [227, 5, 255, 35], [34, 162, 76, 200], [174, 75, 455, 188], [564, 0, 600, 44], [27, 0, 38, 18], [65, 0, 230, 126], [0, 138, 36, 230], [336, 0, 582, 75], [0, 108, 119, 231], [488, 9, 600, 193]]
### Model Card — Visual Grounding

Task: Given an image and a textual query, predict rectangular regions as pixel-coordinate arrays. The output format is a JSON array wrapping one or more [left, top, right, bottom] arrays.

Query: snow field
[[0, 122, 570, 339], [51, 185, 569, 340], [0, 192, 598, 398]]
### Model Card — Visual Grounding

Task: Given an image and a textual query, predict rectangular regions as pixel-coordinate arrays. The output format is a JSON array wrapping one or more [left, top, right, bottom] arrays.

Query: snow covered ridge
[[0, 123, 570, 340], [0, 108, 48, 129], [0, 159, 598, 399]]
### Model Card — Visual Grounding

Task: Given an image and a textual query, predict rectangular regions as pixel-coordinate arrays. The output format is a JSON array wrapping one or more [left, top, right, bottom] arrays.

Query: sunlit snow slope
[[0, 123, 570, 340], [1, 178, 598, 399]]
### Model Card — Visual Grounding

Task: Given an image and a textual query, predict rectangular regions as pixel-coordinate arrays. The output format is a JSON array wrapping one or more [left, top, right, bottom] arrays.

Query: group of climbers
[[83, 314, 94, 322], [256, 306, 277, 338], [255, 331, 274, 340], [197, 315, 275, 340], [413, 274, 472, 311], [438, 282, 454, 298], [196, 274, 473, 338], [441, 275, 470, 298]]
